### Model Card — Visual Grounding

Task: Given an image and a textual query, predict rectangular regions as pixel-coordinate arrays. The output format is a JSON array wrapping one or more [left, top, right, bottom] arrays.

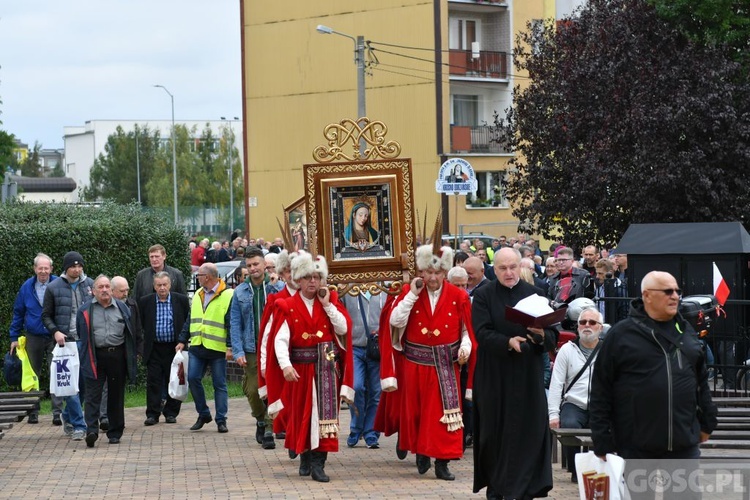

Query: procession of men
[[6, 235, 717, 497]]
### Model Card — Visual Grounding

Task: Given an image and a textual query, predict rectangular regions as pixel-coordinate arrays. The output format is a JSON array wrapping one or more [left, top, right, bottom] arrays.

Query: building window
[[466, 171, 508, 208], [449, 18, 479, 51], [453, 95, 479, 126]]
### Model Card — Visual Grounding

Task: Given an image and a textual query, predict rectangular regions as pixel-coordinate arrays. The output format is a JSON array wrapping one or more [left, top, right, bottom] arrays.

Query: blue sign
[[435, 158, 477, 195]]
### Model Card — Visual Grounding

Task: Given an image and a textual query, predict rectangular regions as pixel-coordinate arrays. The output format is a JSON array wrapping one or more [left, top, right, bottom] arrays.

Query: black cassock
[[472, 279, 556, 499]]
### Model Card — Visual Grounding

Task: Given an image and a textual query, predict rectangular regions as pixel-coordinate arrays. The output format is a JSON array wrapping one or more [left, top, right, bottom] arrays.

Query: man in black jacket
[[78, 275, 138, 447], [139, 272, 190, 426], [590, 271, 717, 495]]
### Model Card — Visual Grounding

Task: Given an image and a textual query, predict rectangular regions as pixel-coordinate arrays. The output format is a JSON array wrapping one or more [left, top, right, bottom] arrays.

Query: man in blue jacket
[[10, 253, 59, 424]]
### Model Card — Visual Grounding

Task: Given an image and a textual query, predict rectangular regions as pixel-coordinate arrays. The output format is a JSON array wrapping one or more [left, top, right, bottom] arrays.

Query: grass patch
[[38, 380, 245, 414]]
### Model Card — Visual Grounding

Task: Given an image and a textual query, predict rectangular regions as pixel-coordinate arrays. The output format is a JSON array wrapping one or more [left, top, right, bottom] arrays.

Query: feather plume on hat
[[415, 209, 452, 271]]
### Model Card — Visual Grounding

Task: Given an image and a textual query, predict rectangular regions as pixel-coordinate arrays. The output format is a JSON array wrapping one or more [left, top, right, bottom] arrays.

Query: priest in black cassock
[[472, 247, 557, 499]]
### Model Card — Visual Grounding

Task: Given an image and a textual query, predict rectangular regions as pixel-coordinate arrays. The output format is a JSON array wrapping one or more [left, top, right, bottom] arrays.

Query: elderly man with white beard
[[548, 307, 603, 483]]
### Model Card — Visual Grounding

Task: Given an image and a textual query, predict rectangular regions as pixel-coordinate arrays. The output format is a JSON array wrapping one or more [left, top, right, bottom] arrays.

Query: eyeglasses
[[646, 288, 682, 297], [578, 319, 601, 326], [556, 258, 572, 262], [196, 273, 207, 277]]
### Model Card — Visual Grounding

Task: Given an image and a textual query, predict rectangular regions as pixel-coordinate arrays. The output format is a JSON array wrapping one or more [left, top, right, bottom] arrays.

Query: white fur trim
[[291, 252, 315, 281], [258, 385, 267, 400], [313, 255, 328, 281], [340, 385, 355, 404], [415, 244, 454, 272], [267, 398, 284, 418], [381, 377, 398, 391]]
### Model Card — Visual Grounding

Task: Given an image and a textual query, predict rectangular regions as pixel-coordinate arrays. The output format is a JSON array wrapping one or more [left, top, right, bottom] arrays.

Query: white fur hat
[[276, 250, 291, 274], [291, 252, 328, 282], [415, 244, 453, 272]]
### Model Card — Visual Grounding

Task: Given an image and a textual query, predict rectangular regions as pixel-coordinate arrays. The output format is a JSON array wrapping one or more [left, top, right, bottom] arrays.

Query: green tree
[[498, 0, 750, 249], [0, 130, 15, 170], [648, 0, 750, 65], [84, 125, 160, 204], [50, 163, 65, 177], [19, 141, 42, 177]]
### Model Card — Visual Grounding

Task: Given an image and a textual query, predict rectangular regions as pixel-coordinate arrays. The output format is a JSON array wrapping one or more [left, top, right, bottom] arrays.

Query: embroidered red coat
[[389, 281, 476, 460]]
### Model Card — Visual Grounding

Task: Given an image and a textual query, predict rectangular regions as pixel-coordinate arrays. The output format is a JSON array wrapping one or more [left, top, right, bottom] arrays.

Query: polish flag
[[713, 262, 730, 306]]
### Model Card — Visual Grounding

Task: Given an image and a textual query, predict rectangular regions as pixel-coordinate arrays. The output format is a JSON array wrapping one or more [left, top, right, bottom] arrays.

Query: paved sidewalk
[[0, 398, 579, 499]]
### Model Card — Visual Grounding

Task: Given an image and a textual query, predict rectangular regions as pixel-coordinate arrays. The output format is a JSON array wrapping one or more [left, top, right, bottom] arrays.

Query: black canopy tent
[[614, 222, 750, 384], [614, 222, 750, 298]]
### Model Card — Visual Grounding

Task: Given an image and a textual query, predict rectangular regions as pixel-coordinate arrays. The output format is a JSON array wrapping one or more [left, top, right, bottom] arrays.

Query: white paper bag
[[575, 451, 629, 500], [50, 342, 80, 397], [168, 351, 189, 401]]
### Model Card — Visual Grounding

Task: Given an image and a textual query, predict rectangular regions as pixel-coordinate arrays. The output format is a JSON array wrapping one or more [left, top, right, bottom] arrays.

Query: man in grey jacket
[[41, 251, 93, 441]]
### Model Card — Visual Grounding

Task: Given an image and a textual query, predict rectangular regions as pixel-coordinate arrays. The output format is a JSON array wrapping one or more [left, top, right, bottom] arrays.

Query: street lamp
[[221, 116, 240, 233], [135, 126, 141, 205], [316, 24, 366, 154], [154, 84, 179, 224]]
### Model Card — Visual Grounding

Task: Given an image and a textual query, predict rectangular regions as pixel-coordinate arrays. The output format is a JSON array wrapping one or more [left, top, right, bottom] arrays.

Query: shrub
[[0, 201, 189, 390]]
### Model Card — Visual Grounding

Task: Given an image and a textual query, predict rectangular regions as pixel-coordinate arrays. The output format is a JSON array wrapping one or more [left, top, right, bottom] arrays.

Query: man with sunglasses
[[548, 307, 603, 483], [590, 271, 717, 496]]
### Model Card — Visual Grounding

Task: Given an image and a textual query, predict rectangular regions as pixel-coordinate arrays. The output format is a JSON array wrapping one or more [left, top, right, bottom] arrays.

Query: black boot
[[416, 454, 431, 475], [310, 451, 330, 482], [396, 435, 407, 460], [255, 421, 265, 444], [435, 459, 455, 481], [298, 451, 311, 476]]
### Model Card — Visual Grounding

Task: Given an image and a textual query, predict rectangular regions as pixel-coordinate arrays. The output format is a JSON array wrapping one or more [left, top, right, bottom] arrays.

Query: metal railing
[[450, 125, 508, 154], [448, 50, 508, 79]]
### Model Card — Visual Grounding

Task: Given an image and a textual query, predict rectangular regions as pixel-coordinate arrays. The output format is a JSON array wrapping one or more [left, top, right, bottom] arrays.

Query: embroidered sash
[[290, 342, 340, 438], [403, 340, 463, 432]]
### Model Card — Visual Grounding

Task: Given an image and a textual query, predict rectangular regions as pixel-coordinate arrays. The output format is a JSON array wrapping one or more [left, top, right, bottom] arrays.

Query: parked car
[[187, 260, 242, 301], [442, 233, 496, 251]]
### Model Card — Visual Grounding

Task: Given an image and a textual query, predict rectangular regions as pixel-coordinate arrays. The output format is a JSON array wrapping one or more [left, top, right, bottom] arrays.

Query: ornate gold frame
[[283, 197, 307, 251], [304, 158, 416, 286]]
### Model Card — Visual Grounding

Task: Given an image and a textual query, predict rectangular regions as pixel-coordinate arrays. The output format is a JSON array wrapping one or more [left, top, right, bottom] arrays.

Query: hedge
[[0, 201, 189, 390]]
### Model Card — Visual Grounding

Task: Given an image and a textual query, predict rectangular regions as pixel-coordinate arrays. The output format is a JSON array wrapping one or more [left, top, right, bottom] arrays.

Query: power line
[[369, 43, 530, 80], [375, 62, 515, 95]]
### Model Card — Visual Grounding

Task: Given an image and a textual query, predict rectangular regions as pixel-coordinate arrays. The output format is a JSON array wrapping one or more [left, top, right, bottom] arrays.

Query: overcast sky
[[0, 1, 242, 149]]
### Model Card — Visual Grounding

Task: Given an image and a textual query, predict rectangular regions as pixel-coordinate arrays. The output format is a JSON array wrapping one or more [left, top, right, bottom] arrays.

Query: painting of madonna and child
[[330, 185, 393, 261]]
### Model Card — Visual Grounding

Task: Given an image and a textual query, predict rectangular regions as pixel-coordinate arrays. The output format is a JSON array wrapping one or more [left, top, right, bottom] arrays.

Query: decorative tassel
[[439, 409, 464, 432], [319, 420, 339, 438]]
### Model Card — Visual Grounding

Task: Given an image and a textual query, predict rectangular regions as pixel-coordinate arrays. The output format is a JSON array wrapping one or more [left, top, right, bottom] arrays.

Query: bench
[[0, 391, 45, 440], [552, 427, 750, 455]]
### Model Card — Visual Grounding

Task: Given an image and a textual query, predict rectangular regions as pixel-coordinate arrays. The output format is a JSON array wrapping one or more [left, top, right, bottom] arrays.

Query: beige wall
[[242, 0, 548, 242]]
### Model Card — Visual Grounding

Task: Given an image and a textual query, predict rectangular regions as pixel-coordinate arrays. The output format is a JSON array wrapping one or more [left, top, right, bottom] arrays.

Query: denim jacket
[[229, 281, 281, 359]]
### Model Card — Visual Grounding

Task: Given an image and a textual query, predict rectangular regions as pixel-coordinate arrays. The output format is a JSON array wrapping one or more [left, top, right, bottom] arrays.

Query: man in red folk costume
[[389, 242, 476, 481], [266, 252, 353, 483]]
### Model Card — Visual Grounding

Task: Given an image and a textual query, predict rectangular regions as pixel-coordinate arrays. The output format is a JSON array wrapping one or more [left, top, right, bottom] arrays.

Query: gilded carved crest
[[312, 117, 402, 163]]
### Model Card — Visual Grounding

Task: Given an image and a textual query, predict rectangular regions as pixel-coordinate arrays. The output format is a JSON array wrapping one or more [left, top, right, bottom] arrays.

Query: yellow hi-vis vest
[[189, 281, 233, 353]]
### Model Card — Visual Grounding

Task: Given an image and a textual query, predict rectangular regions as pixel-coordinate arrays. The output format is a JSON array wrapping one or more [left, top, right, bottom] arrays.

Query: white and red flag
[[712, 262, 730, 306]]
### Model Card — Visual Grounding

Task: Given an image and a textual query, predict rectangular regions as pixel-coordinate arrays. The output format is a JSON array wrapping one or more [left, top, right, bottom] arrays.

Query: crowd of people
[[8, 232, 716, 497]]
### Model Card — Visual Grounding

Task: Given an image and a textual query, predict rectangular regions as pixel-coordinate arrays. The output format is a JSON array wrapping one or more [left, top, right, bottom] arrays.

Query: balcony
[[450, 125, 508, 154], [449, 50, 508, 79]]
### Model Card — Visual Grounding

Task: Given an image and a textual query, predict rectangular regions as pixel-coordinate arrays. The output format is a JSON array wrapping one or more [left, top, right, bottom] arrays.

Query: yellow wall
[[242, 0, 549, 241]]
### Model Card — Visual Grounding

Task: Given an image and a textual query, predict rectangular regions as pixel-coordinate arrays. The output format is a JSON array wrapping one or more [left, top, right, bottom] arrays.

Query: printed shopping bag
[[576, 451, 629, 500], [50, 342, 79, 397], [168, 351, 189, 401]]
